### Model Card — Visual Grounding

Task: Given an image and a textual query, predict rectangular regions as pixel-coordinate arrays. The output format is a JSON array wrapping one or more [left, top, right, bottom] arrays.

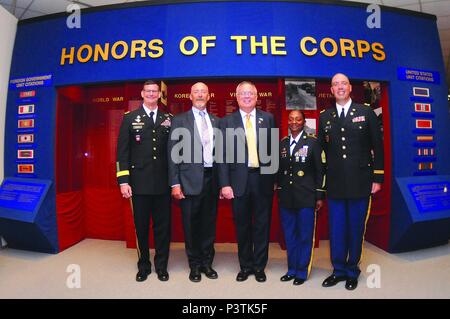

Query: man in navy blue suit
[[219, 81, 276, 283]]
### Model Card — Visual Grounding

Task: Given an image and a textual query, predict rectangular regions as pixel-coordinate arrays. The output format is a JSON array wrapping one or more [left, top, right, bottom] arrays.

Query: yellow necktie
[[245, 114, 259, 168]]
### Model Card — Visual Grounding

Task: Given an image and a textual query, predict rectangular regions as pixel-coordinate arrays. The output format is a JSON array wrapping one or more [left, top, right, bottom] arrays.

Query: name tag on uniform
[[132, 122, 144, 130], [281, 147, 287, 158]]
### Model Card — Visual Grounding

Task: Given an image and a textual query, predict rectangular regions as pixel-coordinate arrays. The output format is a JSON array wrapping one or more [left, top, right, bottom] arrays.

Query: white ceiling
[[1, 0, 449, 87]]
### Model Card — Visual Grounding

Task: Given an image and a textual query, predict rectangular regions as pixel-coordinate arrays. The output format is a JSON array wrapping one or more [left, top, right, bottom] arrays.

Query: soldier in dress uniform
[[278, 110, 326, 286], [318, 73, 384, 290], [116, 80, 173, 282]]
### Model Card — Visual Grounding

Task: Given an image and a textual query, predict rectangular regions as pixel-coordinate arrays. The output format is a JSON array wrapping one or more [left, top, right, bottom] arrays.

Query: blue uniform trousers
[[280, 207, 316, 280], [328, 197, 371, 279]]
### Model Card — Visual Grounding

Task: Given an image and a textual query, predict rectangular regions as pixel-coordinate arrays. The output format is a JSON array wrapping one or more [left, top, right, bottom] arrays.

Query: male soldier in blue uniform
[[116, 80, 172, 282], [278, 110, 326, 285], [318, 73, 384, 290]]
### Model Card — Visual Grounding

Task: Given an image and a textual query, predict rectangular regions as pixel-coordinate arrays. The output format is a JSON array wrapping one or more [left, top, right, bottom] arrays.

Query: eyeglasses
[[237, 91, 256, 97], [143, 89, 159, 94], [332, 81, 349, 87]]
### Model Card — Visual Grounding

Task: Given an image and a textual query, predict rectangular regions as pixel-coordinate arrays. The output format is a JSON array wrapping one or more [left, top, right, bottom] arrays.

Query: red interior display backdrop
[[56, 79, 285, 251], [56, 78, 391, 252]]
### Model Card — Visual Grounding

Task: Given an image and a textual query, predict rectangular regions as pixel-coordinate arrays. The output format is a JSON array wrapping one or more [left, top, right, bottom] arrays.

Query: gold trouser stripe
[[117, 170, 130, 177], [322, 175, 326, 189], [357, 196, 372, 267], [374, 170, 384, 174], [129, 197, 141, 260], [306, 209, 318, 279], [316, 189, 326, 192]]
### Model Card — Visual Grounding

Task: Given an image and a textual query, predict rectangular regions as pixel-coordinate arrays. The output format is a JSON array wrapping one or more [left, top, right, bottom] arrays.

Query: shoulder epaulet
[[281, 136, 289, 141], [320, 109, 326, 113], [124, 111, 130, 114], [308, 133, 317, 139]]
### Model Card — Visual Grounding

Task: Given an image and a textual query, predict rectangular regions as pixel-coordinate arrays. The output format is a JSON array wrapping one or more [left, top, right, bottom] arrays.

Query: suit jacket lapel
[[187, 109, 202, 144], [137, 107, 151, 130], [154, 109, 165, 128], [233, 111, 246, 146]]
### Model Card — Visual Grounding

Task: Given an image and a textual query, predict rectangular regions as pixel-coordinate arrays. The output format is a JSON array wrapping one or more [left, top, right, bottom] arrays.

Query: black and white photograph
[[285, 79, 317, 110]]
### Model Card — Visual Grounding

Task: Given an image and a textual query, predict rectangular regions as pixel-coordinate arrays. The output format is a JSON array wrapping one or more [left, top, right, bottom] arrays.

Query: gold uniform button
[[153, 147, 156, 150], [153, 138, 156, 141], [153, 130, 156, 133], [153, 156, 157, 160], [342, 137, 346, 141], [289, 181, 293, 185], [342, 145, 346, 150], [290, 174, 293, 177], [341, 128, 345, 132], [343, 154, 347, 159], [297, 170, 304, 177]]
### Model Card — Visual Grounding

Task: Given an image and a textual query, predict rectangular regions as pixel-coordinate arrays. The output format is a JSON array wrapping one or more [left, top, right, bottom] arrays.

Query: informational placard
[[9, 74, 53, 90], [398, 67, 440, 84], [408, 182, 450, 213], [0, 179, 48, 213]]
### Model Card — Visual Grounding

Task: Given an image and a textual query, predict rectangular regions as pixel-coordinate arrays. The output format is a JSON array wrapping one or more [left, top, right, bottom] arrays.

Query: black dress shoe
[[189, 268, 202, 283], [280, 274, 295, 282], [293, 278, 305, 285], [136, 269, 151, 282], [345, 278, 358, 290], [254, 270, 267, 282], [156, 270, 169, 282], [200, 266, 218, 279], [322, 274, 347, 287], [236, 269, 253, 282]]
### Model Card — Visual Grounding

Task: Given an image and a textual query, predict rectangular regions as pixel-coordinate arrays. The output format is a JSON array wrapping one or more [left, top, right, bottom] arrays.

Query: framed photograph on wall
[[285, 79, 317, 110]]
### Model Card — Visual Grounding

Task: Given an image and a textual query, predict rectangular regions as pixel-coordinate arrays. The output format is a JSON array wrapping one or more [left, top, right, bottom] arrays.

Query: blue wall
[[4, 0, 450, 252]]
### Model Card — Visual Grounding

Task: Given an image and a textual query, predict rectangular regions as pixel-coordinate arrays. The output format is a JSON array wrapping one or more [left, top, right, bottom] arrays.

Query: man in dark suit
[[219, 81, 276, 283], [318, 73, 384, 290], [278, 110, 326, 286], [116, 80, 172, 282], [168, 82, 220, 282]]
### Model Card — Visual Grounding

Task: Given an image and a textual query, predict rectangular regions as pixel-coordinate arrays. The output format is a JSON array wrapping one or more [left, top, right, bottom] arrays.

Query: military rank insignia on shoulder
[[161, 116, 171, 127], [320, 109, 326, 113], [124, 111, 130, 114], [307, 133, 317, 139]]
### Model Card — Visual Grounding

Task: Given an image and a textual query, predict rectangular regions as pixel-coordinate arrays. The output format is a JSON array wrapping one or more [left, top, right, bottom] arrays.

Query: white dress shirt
[[335, 98, 352, 117], [192, 107, 214, 167]]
